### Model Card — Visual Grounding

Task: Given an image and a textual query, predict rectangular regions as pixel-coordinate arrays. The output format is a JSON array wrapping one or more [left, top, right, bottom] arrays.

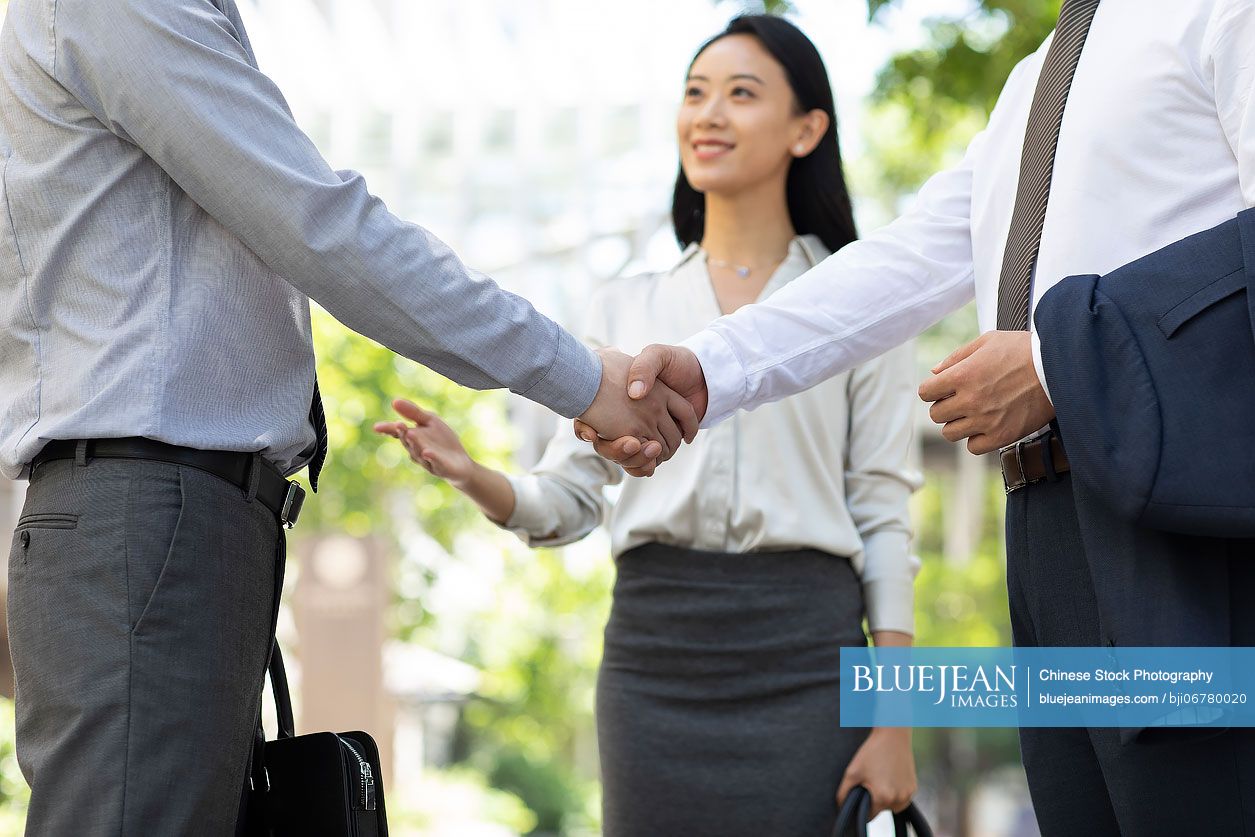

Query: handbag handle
[[832, 786, 934, 837]]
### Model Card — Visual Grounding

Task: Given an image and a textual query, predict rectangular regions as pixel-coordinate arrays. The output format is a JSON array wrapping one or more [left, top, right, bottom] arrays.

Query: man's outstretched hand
[[576, 347, 701, 469], [918, 330, 1055, 455], [574, 344, 708, 477]]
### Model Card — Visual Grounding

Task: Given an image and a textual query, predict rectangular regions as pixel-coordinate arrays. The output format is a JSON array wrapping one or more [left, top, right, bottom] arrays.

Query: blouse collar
[[673, 234, 828, 277]]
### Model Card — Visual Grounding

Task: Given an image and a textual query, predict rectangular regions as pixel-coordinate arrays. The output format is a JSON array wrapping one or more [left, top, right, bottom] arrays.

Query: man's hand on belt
[[918, 331, 1056, 456]]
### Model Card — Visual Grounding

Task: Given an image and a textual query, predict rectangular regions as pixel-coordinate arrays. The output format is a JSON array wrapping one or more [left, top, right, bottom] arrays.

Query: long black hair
[[671, 15, 858, 254]]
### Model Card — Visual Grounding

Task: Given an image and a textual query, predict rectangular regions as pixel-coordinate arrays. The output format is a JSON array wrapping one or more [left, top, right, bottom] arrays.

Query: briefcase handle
[[261, 529, 295, 741], [268, 645, 296, 741], [832, 786, 933, 837], [246, 534, 297, 804]]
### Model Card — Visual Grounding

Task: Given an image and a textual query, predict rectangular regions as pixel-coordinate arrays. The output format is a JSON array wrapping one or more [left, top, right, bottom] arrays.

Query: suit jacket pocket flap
[[1157, 267, 1245, 338]]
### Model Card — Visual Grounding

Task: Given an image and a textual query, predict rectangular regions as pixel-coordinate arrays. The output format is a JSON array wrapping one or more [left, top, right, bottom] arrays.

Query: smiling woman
[[376, 13, 923, 836], [671, 16, 857, 274]]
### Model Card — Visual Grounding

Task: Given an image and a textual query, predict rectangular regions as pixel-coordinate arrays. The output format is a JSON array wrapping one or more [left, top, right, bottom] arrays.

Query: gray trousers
[[7, 456, 279, 836]]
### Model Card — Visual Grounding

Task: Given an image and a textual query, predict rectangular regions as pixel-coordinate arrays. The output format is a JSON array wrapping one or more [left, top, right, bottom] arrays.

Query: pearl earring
[[794, 145, 804, 154]]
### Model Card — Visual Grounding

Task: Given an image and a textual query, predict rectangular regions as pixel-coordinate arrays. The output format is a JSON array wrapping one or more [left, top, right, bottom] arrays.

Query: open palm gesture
[[372, 398, 476, 487]]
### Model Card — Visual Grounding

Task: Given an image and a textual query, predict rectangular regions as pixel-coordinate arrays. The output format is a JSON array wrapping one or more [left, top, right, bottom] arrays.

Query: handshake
[[575, 345, 709, 477]]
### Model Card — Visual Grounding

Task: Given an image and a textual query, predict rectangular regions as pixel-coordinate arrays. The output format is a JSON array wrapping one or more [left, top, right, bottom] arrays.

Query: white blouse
[[502, 236, 923, 635]]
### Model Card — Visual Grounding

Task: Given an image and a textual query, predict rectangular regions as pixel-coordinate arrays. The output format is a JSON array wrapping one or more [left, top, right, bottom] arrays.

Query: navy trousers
[[1006, 451, 1255, 835]]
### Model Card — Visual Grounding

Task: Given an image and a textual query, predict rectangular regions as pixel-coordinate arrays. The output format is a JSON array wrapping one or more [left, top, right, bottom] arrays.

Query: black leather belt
[[32, 438, 306, 527], [1000, 432, 1070, 493]]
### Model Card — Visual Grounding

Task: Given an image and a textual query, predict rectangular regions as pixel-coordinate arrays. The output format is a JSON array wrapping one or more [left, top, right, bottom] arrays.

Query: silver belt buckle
[[1001, 440, 1029, 495], [279, 481, 305, 529]]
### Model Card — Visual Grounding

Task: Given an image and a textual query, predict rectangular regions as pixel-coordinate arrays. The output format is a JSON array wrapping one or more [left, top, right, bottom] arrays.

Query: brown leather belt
[[1000, 433, 1070, 493]]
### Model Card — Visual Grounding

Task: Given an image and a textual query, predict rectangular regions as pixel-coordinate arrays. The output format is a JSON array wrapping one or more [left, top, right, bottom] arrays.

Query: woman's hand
[[836, 727, 917, 821], [372, 398, 475, 487]]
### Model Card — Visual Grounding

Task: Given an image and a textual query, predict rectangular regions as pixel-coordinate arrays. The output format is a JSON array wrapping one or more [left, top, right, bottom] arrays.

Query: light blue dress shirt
[[0, 0, 600, 479]]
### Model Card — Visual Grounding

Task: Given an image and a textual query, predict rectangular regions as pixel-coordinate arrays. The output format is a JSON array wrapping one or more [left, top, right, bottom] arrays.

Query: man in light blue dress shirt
[[0, 0, 695, 833]]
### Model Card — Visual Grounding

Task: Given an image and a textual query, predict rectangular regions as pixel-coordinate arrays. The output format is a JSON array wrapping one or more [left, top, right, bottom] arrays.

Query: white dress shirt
[[682, 0, 1255, 427], [504, 237, 923, 635]]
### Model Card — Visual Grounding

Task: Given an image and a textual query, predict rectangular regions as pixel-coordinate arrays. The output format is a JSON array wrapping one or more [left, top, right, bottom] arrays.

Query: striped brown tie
[[996, 0, 1101, 331]]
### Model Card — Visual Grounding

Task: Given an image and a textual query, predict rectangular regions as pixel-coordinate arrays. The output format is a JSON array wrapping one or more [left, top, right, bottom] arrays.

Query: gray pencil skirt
[[596, 542, 871, 837]]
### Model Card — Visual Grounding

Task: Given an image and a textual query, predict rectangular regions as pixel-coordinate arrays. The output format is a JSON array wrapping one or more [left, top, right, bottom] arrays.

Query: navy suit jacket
[[1035, 208, 1255, 742], [1035, 207, 1255, 537]]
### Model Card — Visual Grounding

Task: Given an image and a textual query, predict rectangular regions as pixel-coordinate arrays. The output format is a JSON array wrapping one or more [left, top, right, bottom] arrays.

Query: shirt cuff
[[518, 329, 602, 419], [858, 530, 918, 636], [678, 329, 747, 429], [502, 474, 559, 541], [1030, 328, 1054, 406]]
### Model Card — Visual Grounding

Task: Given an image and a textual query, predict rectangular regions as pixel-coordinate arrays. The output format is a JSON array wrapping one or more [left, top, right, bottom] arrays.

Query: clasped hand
[[573, 344, 708, 476], [572, 347, 704, 469]]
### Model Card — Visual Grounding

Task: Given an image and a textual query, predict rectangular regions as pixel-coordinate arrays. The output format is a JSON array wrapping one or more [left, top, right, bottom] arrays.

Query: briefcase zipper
[[337, 736, 376, 812]]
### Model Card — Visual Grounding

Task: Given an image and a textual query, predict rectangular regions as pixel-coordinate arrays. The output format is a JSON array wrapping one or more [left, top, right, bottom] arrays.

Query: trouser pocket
[[126, 467, 185, 637], [14, 512, 79, 531]]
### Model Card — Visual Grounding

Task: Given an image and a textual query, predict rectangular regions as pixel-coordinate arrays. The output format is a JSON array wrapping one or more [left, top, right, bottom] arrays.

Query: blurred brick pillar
[[293, 535, 395, 782]]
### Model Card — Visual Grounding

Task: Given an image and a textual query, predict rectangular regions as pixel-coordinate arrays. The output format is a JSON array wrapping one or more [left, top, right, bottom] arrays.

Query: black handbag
[[832, 786, 933, 837], [243, 645, 390, 836]]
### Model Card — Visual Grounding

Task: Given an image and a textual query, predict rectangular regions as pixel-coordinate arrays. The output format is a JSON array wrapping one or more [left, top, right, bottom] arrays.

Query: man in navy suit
[[580, 2, 1255, 834]]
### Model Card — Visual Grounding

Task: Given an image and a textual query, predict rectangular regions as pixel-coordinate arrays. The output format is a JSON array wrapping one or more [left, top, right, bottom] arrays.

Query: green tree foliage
[[869, 0, 1062, 113], [909, 480, 1022, 835], [0, 700, 28, 834], [459, 546, 611, 833], [912, 482, 1009, 648], [288, 307, 523, 648], [863, 0, 1061, 201], [292, 307, 517, 550], [297, 306, 608, 831]]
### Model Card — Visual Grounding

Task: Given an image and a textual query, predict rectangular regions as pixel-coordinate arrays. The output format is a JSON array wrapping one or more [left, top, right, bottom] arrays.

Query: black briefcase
[[244, 646, 390, 837], [832, 786, 932, 837]]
